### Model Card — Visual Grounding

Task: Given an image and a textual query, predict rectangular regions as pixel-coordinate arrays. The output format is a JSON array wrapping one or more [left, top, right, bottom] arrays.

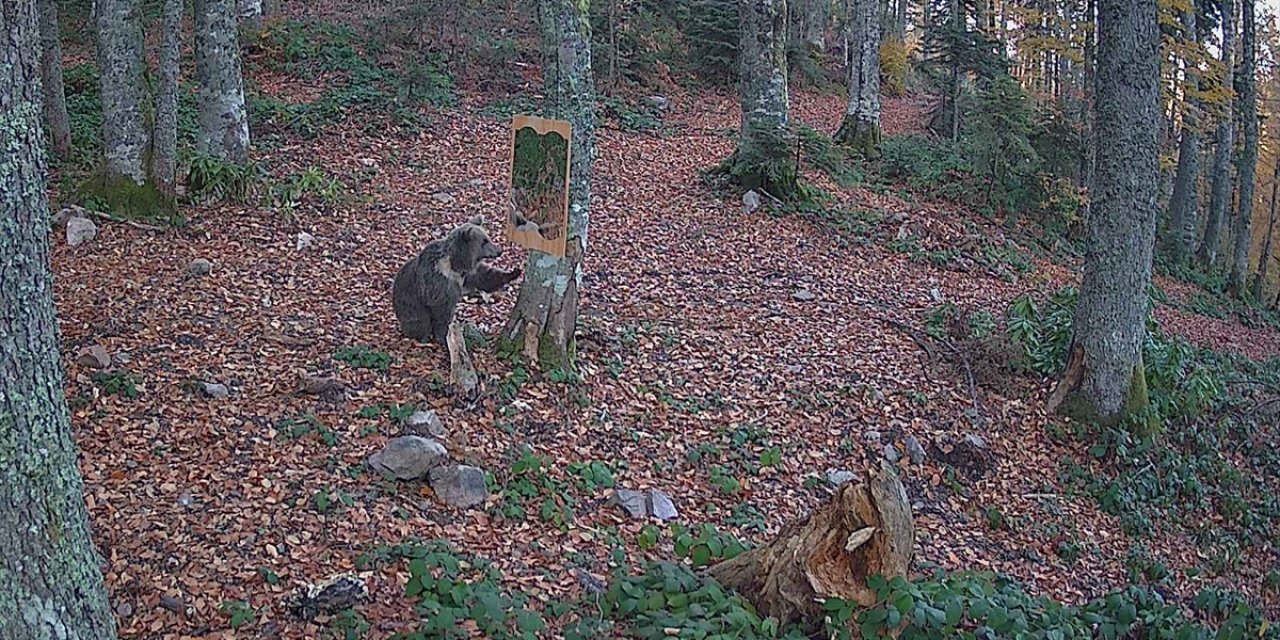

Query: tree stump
[[707, 461, 914, 627], [446, 320, 479, 396]]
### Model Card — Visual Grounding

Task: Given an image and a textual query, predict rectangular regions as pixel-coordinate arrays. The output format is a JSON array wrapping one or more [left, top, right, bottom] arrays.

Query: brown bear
[[392, 216, 521, 345]]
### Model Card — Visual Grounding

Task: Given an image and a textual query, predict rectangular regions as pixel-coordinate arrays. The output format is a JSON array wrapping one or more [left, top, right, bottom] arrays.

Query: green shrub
[[334, 345, 391, 372], [187, 154, 259, 203], [400, 541, 546, 640]]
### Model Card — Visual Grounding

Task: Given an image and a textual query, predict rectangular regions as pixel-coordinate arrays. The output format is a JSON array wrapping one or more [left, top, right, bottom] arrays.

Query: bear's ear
[[468, 215, 486, 226]]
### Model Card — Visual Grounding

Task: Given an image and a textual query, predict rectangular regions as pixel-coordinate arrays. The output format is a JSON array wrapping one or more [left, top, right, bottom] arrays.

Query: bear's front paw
[[504, 268, 522, 285]]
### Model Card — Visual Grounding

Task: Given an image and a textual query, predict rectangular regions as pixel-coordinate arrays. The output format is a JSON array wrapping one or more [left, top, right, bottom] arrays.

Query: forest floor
[[49, 15, 1280, 640]]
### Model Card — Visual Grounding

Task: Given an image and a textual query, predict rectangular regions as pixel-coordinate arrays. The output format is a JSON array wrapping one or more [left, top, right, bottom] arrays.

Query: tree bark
[[708, 462, 914, 628], [1198, 0, 1235, 271], [1, 3, 120, 637], [93, 0, 150, 184], [1252, 154, 1279, 300], [1048, 0, 1160, 431], [1164, 6, 1200, 261], [237, 0, 263, 30], [1228, 0, 1257, 298], [153, 0, 181, 198], [834, 0, 881, 157], [194, 0, 250, 163], [503, 0, 595, 368], [726, 0, 797, 196], [38, 0, 71, 160]]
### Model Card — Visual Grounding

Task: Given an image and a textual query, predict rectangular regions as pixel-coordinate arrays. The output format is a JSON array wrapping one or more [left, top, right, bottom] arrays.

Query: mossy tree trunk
[[194, 0, 249, 163], [833, 0, 881, 157], [1163, 5, 1200, 262], [725, 0, 798, 198], [1251, 155, 1279, 300], [38, 0, 71, 160], [708, 462, 914, 628], [504, 0, 595, 370], [93, 0, 149, 184], [1228, 0, 1257, 298], [1048, 0, 1160, 432], [1197, 0, 1234, 271], [153, 0, 182, 198], [1, 3, 119, 637]]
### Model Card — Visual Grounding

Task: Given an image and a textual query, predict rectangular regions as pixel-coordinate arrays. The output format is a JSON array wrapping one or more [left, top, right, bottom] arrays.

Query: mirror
[[507, 115, 572, 257]]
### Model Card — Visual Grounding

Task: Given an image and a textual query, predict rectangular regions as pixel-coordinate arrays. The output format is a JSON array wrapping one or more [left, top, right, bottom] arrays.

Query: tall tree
[[724, 0, 798, 196], [38, 0, 71, 160], [194, 0, 250, 163], [1252, 153, 1279, 299], [1048, 0, 1160, 429], [1164, 5, 1202, 260], [1198, 0, 1235, 270], [153, 0, 182, 198], [503, 0, 596, 367], [93, 0, 151, 184], [834, 0, 881, 155], [1228, 0, 1257, 297], [1, 2, 119, 637]]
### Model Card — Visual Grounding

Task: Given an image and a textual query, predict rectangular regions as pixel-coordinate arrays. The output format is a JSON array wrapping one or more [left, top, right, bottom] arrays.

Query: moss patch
[[834, 115, 882, 159], [77, 170, 179, 224]]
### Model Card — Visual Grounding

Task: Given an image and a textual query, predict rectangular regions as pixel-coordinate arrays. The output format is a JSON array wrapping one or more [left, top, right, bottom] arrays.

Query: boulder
[[188, 258, 213, 276], [367, 436, 448, 480], [198, 381, 230, 399], [648, 489, 679, 521], [67, 217, 98, 246], [76, 345, 112, 369], [405, 409, 447, 438], [743, 190, 762, 214], [428, 464, 489, 508]]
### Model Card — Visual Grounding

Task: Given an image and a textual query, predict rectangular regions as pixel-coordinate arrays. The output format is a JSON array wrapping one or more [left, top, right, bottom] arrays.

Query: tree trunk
[[1048, 0, 1160, 432], [1198, 0, 1234, 271], [237, 0, 263, 30], [1, 3, 120, 637], [38, 0, 71, 160], [153, 0, 181, 199], [93, 0, 150, 184], [727, 0, 796, 197], [194, 0, 250, 163], [1079, 0, 1096, 234], [1251, 155, 1279, 300], [708, 462, 914, 628], [803, 0, 826, 49], [1164, 5, 1200, 261], [1228, 0, 1257, 298], [503, 0, 595, 369], [834, 0, 881, 156]]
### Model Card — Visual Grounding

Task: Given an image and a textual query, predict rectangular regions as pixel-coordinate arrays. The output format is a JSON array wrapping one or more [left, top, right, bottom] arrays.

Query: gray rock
[[405, 409, 447, 438], [188, 258, 213, 276], [368, 436, 448, 480], [904, 435, 927, 465], [198, 381, 230, 399], [863, 430, 882, 444], [963, 433, 988, 449], [611, 489, 647, 518], [929, 287, 943, 303], [76, 344, 112, 369], [883, 443, 901, 463], [792, 289, 817, 302], [428, 464, 489, 508], [826, 468, 859, 486], [67, 216, 98, 246], [431, 192, 455, 205], [647, 95, 669, 110], [53, 204, 90, 227], [743, 190, 762, 214], [177, 491, 195, 508], [648, 489, 678, 521], [295, 231, 315, 251], [467, 178, 485, 188]]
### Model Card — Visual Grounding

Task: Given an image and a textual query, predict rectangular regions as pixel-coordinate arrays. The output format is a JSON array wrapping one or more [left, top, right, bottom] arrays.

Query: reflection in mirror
[[508, 116, 571, 257]]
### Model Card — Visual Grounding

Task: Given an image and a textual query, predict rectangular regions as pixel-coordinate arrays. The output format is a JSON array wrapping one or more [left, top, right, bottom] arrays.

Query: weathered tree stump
[[446, 320, 479, 396], [707, 461, 914, 627]]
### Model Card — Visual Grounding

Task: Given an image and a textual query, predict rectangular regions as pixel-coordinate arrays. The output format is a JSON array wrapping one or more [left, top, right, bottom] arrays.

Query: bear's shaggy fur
[[392, 216, 521, 345]]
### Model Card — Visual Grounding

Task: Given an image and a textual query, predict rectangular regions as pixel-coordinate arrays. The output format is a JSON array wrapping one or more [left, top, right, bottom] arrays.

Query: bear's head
[[448, 215, 502, 274]]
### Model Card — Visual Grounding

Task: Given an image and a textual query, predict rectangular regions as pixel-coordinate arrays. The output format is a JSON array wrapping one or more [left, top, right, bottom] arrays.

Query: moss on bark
[[78, 170, 177, 222], [833, 114, 881, 158]]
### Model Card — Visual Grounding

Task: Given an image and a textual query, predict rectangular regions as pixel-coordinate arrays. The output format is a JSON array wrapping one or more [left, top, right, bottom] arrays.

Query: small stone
[[467, 178, 485, 188], [295, 231, 315, 251], [963, 433, 988, 449], [67, 216, 98, 246], [431, 192, 455, 205], [76, 345, 112, 369], [883, 443, 901, 463], [792, 289, 816, 302], [368, 436, 448, 480], [116, 602, 134, 618], [826, 469, 859, 486], [863, 430, 882, 444], [743, 190, 762, 214], [188, 258, 213, 276], [647, 489, 678, 521], [177, 491, 195, 508], [158, 595, 187, 615], [53, 204, 90, 227], [198, 381, 230, 399], [904, 435, 927, 465], [611, 489, 647, 519], [647, 95, 669, 110], [405, 409, 447, 438], [929, 287, 943, 303], [428, 464, 489, 508]]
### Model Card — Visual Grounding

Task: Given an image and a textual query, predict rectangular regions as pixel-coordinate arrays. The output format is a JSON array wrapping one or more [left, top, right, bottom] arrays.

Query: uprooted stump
[[706, 461, 914, 627], [446, 320, 479, 396]]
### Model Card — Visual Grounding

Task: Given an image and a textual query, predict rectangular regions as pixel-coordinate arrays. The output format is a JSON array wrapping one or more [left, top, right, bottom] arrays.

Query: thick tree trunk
[[708, 462, 914, 628], [802, 0, 826, 49], [194, 0, 250, 163], [1228, 0, 1257, 298], [38, 0, 71, 160], [1048, 0, 1159, 431], [1198, 0, 1234, 271], [93, 0, 150, 183], [1079, 0, 1096, 233], [726, 0, 797, 197], [1164, 8, 1200, 261], [834, 0, 881, 157], [153, 0, 181, 198], [503, 0, 595, 368], [1251, 155, 1279, 300], [0, 3, 119, 637], [237, 0, 263, 30]]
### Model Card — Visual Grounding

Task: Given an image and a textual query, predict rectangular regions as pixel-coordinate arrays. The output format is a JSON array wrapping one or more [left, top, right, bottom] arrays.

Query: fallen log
[[707, 461, 914, 627]]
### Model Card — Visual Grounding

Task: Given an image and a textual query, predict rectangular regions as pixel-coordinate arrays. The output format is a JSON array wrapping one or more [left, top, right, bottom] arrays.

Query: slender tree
[[153, 0, 182, 198], [834, 0, 882, 155], [1, 2, 119, 637], [1228, 0, 1257, 297], [1252, 153, 1279, 299], [194, 0, 250, 163], [503, 0, 596, 367], [1198, 0, 1235, 270], [94, 0, 151, 184], [724, 0, 798, 196], [1048, 0, 1160, 430], [38, 0, 71, 160], [1164, 5, 1201, 260]]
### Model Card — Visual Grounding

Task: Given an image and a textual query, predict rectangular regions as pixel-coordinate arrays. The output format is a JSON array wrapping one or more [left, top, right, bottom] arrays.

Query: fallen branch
[[84, 209, 169, 232], [883, 317, 983, 420]]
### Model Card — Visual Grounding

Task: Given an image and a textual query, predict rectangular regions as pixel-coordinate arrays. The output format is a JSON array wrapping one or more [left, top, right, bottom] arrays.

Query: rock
[[792, 289, 816, 302], [295, 231, 315, 251], [648, 489, 678, 521], [863, 430, 882, 444], [116, 602, 134, 618], [826, 468, 859, 486], [904, 435, 927, 465], [467, 178, 485, 188], [883, 443, 901, 463], [743, 190, 762, 214], [647, 95, 669, 110], [963, 433, 988, 449], [76, 344, 112, 369], [368, 436, 448, 480], [428, 464, 489, 508], [67, 216, 98, 246], [53, 204, 90, 227], [611, 489, 647, 519], [158, 595, 188, 615], [929, 287, 943, 303], [198, 381, 230, 399], [188, 258, 213, 276], [576, 569, 608, 594], [298, 374, 347, 400], [431, 192, 455, 205], [405, 409, 447, 438]]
